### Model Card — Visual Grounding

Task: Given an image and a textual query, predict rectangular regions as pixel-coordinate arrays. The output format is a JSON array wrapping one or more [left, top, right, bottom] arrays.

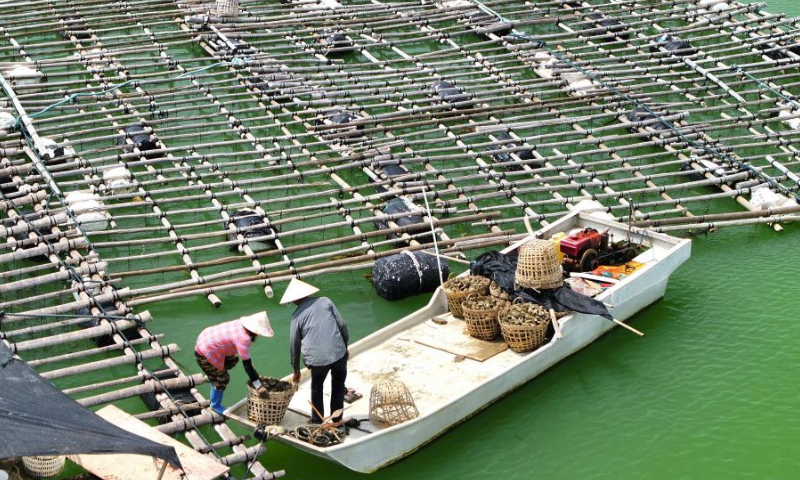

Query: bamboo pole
[[76, 373, 207, 408]]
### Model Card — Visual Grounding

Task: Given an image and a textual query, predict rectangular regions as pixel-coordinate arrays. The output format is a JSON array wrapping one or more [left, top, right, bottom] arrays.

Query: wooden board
[[69, 405, 229, 480], [410, 316, 508, 362]]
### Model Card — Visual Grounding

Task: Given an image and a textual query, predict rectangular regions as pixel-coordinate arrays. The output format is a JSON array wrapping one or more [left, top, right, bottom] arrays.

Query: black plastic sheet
[[470, 251, 612, 319], [0, 341, 181, 468]]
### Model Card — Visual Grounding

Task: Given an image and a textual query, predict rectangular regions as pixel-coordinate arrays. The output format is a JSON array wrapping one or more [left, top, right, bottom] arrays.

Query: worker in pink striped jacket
[[195, 312, 274, 414]]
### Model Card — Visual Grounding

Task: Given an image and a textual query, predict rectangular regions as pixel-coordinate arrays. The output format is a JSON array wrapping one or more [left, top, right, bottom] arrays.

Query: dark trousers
[[309, 353, 347, 424], [195, 351, 239, 391]]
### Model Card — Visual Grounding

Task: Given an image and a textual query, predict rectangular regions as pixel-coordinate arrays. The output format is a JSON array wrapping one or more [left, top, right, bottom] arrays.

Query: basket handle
[[512, 296, 525, 305]]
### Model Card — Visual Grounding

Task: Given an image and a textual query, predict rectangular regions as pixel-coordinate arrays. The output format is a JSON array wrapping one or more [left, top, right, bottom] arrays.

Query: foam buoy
[[65, 190, 110, 232]]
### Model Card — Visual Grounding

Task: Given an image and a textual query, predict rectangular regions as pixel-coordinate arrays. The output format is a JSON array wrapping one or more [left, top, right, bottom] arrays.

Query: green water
[[3, 0, 798, 477], [154, 224, 800, 480], [150, 2, 800, 478]]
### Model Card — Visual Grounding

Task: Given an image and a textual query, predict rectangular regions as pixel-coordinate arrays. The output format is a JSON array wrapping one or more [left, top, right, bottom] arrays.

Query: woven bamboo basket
[[498, 303, 551, 353], [247, 382, 297, 425], [22, 456, 65, 478], [443, 275, 490, 319], [462, 294, 509, 340], [515, 239, 564, 290], [369, 379, 419, 427], [489, 281, 510, 300], [213, 0, 239, 15]]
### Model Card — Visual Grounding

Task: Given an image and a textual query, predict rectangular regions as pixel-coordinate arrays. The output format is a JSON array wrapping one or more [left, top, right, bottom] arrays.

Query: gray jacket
[[290, 297, 349, 371]]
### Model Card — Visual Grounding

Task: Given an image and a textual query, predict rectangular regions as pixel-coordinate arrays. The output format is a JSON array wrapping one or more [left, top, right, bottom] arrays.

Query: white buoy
[[102, 166, 134, 193], [40, 137, 76, 160], [750, 184, 798, 210], [65, 190, 110, 232], [0, 110, 14, 130], [5, 66, 42, 86]]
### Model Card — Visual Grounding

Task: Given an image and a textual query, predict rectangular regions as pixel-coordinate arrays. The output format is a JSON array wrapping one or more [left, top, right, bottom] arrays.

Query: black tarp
[[0, 341, 181, 468], [470, 251, 613, 320]]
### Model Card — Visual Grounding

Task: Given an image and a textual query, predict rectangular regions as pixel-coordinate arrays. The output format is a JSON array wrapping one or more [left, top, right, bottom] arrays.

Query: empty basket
[[369, 379, 419, 427], [515, 239, 563, 290], [22, 456, 65, 478], [248, 383, 297, 425], [213, 0, 239, 15]]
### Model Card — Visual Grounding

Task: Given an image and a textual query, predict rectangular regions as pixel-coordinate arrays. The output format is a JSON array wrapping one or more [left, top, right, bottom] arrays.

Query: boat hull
[[227, 212, 691, 473]]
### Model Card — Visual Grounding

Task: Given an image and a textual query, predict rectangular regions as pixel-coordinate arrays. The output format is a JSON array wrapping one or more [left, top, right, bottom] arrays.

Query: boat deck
[[285, 312, 524, 435]]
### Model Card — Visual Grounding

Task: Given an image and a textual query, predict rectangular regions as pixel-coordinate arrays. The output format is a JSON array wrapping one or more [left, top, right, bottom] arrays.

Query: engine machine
[[560, 228, 639, 272]]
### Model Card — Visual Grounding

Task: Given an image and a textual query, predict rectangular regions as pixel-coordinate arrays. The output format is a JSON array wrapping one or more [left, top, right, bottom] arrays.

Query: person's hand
[[292, 370, 301, 384], [256, 385, 269, 399]]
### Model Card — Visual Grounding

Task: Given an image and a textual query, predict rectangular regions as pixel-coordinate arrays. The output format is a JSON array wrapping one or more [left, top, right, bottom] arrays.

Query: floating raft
[[1, 0, 799, 476]]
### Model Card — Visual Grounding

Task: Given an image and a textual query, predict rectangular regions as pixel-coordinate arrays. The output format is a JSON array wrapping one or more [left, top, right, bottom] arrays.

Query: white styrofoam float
[[102, 166, 135, 194], [64, 190, 110, 232]]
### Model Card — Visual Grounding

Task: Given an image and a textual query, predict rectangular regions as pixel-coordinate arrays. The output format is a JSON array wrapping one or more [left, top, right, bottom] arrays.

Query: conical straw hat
[[280, 277, 320, 304], [240, 311, 274, 338]]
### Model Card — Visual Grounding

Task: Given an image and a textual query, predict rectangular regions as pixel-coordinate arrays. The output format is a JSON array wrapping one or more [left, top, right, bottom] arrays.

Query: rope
[[420, 188, 444, 285], [402, 250, 424, 288], [13, 58, 248, 129]]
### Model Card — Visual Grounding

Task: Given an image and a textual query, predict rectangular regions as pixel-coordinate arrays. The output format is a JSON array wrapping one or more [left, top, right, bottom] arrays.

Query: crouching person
[[195, 311, 274, 414]]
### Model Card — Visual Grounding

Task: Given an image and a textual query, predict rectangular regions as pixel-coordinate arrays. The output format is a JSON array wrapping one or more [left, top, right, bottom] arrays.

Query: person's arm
[[237, 336, 265, 394], [329, 301, 349, 345], [289, 318, 302, 380], [241, 358, 259, 384]]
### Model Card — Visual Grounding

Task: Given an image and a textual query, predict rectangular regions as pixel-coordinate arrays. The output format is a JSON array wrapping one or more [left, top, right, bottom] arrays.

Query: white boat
[[227, 210, 691, 473]]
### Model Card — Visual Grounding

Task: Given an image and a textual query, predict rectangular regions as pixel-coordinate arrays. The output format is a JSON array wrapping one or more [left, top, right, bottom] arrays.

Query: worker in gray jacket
[[281, 277, 349, 424]]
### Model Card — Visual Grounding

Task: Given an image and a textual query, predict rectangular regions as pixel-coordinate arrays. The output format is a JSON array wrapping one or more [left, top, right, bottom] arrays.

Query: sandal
[[344, 387, 363, 404]]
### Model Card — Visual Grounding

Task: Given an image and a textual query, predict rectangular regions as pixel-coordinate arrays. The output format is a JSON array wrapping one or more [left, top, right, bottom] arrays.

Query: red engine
[[560, 228, 608, 257]]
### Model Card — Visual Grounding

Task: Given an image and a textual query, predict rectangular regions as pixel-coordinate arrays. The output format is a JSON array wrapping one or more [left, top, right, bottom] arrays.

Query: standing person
[[195, 311, 274, 414], [281, 278, 349, 424]]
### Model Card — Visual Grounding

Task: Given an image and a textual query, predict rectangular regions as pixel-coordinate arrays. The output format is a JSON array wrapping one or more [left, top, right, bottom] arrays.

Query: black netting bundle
[[468, 12, 514, 38], [651, 35, 696, 56], [140, 387, 199, 424], [485, 132, 536, 170], [77, 301, 143, 348], [374, 163, 410, 194], [373, 197, 433, 244], [321, 31, 357, 56], [372, 250, 449, 300], [624, 107, 671, 132], [431, 80, 473, 108], [470, 251, 612, 319], [209, 36, 256, 56], [59, 17, 91, 40], [316, 110, 364, 139], [756, 42, 789, 61], [0, 174, 17, 195], [229, 208, 277, 250], [117, 125, 158, 152], [248, 72, 305, 99], [586, 14, 630, 41]]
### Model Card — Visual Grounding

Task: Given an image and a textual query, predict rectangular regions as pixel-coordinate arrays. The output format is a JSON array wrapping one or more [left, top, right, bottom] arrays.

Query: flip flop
[[344, 388, 363, 404]]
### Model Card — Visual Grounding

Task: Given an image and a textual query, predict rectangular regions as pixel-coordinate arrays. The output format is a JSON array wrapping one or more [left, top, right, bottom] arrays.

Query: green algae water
[[149, 2, 800, 478]]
